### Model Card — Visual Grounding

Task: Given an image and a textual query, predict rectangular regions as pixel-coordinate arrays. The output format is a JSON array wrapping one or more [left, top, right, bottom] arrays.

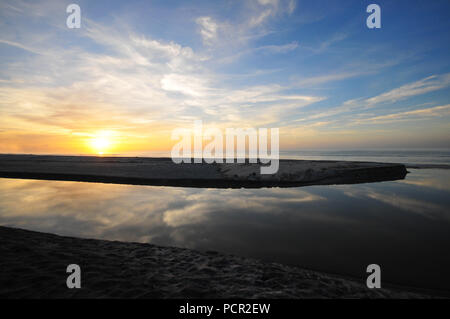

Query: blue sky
[[0, 0, 449, 153]]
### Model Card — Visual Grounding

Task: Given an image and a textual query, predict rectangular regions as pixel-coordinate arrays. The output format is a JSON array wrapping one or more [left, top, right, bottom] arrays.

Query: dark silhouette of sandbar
[[0, 154, 407, 188]]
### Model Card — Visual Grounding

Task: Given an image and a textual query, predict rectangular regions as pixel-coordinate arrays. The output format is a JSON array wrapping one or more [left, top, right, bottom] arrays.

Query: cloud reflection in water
[[0, 169, 450, 290]]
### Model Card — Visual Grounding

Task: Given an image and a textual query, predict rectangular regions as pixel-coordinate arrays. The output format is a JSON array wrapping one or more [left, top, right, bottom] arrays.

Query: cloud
[[215, 41, 299, 64], [356, 104, 450, 124], [250, 0, 294, 26], [257, 41, 299, 53], [195, 0, 297, 49], [0, 5, 323, 154], [293, 74, 450, 126], [196, 17, 219, 45], [0, 39, 41, 54], [2, 0, 447, 152], [161, 73, 211, 97], [297, 71, 362, 86], [303, 32, 348, 54], [296, 55, 410, 88], [366, 74, 450, 105]]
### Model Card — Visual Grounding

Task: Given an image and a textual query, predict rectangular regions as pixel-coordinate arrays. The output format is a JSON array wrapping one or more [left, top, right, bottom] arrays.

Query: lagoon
[[1, 166, 449, 292]]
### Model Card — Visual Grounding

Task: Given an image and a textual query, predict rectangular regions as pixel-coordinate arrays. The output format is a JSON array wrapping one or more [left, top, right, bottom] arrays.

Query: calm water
[[1, 151, 450, 292]]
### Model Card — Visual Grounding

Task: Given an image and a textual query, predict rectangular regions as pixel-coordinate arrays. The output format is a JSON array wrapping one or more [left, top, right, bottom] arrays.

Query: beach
[[1, 0, 449, 306], [0, 226, 432, 299], [0, 154, 407, 188], [1, 154, 448, 299]]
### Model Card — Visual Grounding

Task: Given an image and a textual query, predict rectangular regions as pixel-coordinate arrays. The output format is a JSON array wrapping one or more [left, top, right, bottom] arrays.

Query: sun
[[90, 137, 110, 154], [88, 132, 114, 155]]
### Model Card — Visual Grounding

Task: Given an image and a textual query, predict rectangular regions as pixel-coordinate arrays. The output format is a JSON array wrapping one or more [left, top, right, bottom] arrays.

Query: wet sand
[[0, 226, 434, 299], [0, 154, 407, 188]]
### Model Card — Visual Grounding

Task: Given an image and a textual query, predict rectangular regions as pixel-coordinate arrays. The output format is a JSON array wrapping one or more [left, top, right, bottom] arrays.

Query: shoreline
[[0, 226, 440, 299], [0, 154, 407, 188]]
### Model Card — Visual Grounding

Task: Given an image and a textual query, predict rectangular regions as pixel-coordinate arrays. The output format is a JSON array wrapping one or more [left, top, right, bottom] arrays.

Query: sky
[[0, 0, 449, 155]]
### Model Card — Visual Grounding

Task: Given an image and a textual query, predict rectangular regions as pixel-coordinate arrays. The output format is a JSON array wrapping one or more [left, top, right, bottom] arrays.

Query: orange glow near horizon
[[1, 123, 448, 156]]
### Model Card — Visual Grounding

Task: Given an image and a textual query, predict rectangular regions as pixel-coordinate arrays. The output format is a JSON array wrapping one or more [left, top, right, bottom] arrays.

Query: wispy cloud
[[195, 17, 219, 45], [366, 74, 450, 105], [1, 0, 449, 152], [0, 39, 41, 54], [297, 71, 362, 87], [303, 32, 348, 54], [355, 104, 450, 124], [0, 4, 322, 150], [195, 0, 296, 50], [294, 74, 450, 124], [250, 0, 297, 26]]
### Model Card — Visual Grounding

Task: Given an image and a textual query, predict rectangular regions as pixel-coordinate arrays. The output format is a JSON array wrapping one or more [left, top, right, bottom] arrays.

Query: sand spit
[[0, 154, 407, 188], [0, 226, 434, 299]]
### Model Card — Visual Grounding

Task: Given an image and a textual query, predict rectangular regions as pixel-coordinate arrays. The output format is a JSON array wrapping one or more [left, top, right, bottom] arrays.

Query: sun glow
[[88, 131, 115, 155]]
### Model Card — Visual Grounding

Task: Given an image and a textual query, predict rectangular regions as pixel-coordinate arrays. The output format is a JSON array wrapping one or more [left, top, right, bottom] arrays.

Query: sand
[[0, 226, 434, 299], [0, 154, 407, 188]]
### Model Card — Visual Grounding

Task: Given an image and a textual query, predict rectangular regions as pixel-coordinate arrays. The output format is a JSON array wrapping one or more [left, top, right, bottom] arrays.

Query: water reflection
[[1, 169, 450, 291]]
